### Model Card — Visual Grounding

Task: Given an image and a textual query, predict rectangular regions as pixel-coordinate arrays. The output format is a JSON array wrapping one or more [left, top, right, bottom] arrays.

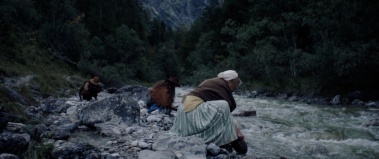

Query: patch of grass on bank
[[0, 45, 86, 97], [0, 86, 28, 123], [31, 74, 84, 97], [138, 81, 154, 88]]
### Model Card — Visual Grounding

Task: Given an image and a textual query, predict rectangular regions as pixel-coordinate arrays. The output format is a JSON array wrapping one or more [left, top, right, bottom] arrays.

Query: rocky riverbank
[[1, 76, 378, 159], [0, 76, 255, 159]]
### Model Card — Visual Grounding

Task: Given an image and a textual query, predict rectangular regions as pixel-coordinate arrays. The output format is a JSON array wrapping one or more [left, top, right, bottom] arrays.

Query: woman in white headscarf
[[170, 70, 247, 154]]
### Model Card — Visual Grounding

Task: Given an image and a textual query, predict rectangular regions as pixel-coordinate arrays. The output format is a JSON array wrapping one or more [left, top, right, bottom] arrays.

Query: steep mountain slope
[[139, 0, 223, 29]]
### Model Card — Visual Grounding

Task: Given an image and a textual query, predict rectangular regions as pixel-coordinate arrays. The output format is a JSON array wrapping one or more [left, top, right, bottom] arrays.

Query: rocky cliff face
[[139, 0, 224, 29]]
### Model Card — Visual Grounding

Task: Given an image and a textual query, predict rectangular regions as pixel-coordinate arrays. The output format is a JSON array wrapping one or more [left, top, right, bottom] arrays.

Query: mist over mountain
[[139, 0, 224, 29]]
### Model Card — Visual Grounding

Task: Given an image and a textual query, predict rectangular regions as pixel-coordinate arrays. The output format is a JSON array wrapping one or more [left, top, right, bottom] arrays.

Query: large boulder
[[79, 94, 140, 127], [0, 132, 29, 154]]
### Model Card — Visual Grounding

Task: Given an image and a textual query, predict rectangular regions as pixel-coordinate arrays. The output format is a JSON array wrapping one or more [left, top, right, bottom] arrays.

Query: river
[[175, 87, 379, 159]]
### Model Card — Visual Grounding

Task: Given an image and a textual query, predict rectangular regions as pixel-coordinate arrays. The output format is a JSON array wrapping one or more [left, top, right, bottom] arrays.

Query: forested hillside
[[1, 0, 378, 98]]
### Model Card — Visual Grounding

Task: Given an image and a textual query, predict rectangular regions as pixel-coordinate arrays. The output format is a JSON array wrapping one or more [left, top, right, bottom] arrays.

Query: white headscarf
[[217, 70, 242, 86], [217, 70, 239, 80]]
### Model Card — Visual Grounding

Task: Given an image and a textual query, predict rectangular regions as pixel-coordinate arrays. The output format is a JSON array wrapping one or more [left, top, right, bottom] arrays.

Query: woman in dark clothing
[[79, 77, 102, 101]]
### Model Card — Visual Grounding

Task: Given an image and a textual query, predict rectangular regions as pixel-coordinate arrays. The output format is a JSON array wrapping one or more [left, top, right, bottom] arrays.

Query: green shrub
[[22, 125, 54, 159], [24, 141, 54, 159]]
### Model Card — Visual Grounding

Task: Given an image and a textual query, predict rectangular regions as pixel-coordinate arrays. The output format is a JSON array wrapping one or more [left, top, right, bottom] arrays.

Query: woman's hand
[[235, 126, 244, 140]]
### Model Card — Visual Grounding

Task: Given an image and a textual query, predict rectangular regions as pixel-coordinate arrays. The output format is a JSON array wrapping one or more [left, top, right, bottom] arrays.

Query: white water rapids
[[175, 87, 379, 158]]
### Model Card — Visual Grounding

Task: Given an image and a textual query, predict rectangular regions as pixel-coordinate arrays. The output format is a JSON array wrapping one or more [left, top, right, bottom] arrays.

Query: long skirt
[[170, 100, 238, 146]]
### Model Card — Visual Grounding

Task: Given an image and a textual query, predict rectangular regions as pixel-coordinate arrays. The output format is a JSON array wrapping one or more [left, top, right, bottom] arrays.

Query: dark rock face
[[51, 142, 101, 159], [0, 132, 28, 154], [79, 95, 140, 127], [0, 112, 9, 133]]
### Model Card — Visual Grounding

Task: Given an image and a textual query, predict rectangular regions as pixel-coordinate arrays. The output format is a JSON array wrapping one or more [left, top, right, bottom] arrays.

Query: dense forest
[[1, 0, 378, 98]]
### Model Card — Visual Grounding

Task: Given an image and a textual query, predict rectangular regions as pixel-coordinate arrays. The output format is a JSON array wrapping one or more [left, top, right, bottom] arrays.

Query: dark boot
[[231, 138, 248, 154]]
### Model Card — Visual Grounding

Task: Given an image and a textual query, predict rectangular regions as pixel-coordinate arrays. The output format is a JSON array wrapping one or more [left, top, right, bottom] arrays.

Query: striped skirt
[[170, 100, 238, 146]]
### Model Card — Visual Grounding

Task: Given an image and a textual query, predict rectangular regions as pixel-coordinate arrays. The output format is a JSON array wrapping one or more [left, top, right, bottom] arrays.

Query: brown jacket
[[81, 82, 90, 94], [147, 80, 175, 107], [187, 78, 236, 111]]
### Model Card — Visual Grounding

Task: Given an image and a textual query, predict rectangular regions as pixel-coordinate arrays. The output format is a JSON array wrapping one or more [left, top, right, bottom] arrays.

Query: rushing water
[[231, 94, 379, 159]]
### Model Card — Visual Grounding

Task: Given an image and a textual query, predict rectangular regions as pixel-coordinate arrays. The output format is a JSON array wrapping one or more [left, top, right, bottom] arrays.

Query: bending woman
[[170, 70, 247, 154]]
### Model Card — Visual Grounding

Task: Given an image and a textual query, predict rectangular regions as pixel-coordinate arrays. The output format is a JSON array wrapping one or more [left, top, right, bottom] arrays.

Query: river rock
[[351, 99, 365, 106], [52, 142, 101, 159], [232, 110, 256, 117], [40, 98, 70, 113], [365, 119, 379, 127], [147, 115, 163, 122], [348, 91, 366, 101], [94, 123, 128, 136], [365, 102, 378, 108], [288, 96, 299, 101], [107, 87, 117, 94], [79, 94, 140, 127], [49, 126, 71, 140], [330, 95, 341, 105], [152, 135, 207, 159], [0, 131, 29, 154], [207, 143, 220, 156], [304, 144, 329, 156], [138, 150, 176, 159], [0, 153, 19, 159], [138, 141, 150, 149], [276, 93, 288, 99], [115, 85, 150, 102]]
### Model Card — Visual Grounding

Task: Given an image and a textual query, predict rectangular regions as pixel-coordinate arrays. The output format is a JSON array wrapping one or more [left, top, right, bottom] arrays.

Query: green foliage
[[24, 141, 54, 159], [31, 74, 83, 98], [183, 65, 218, 86], [156, 41, 180, 76], [79, 25, 146, 87], [187, 31, 217, 69], [22, 125, 54, 159], [75, 0, 149, 40], [38, 0, 89, 62], [182, 0, 379, 97], [1, 0, 378, 99], [0, 86, 27, 121]]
